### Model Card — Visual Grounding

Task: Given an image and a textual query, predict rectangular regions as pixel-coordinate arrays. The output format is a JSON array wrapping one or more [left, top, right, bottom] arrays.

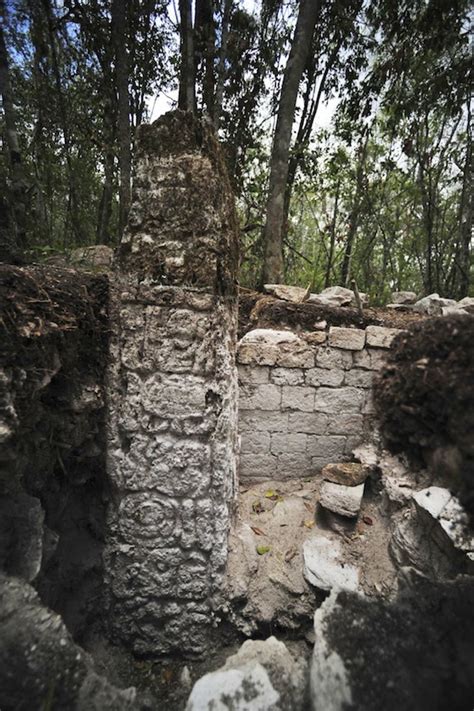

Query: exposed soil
[[238, 290, 424, 338], [373, 314, 474, 519], [0, 263, 110, 641]]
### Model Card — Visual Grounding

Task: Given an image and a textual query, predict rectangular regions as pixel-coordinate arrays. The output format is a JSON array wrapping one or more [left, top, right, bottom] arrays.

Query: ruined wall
[[238, 325, 402, 482], [105, 111, 239, 656]]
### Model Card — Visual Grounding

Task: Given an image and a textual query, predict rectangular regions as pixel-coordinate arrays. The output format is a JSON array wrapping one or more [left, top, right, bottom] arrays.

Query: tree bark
[[178, 0, 196, 112], [0, 8, 28, 255], [214, 0, 232, 129], [341, 133, 369, 286], [325, 178, 340, 288], [261, 0, 321, 285], [111, 0, 131, 235]]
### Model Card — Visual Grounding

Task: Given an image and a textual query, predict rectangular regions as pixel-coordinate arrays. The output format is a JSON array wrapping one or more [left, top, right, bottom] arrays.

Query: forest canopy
[[0, 0, 471, 302]]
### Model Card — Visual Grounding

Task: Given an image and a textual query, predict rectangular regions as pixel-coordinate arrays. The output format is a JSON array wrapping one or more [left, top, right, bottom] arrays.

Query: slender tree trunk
[[112, 0, 131, 235], [0, 9, 28, 255], [195, 0, 215, 118], [454, 103, 472, 298], [341, 133, 369, 286], [214, 0, 232, 129], [261, 0, 321, 285], [325, 178, 340, 287], [178, 0, 195, 112]]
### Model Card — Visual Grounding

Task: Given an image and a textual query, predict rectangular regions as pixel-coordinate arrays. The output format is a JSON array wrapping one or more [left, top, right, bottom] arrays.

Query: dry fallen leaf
[[250, 525, 266, 536], [303, 519, 315, 529]]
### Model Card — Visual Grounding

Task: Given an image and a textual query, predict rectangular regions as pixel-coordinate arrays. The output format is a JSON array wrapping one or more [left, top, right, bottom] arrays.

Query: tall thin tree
[[261, 0, 321, 284], [0, 2, 28, 255], [112, 0, 131, 234]]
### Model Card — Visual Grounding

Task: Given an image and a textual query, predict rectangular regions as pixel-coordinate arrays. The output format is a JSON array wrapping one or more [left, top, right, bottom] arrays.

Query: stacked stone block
[[238, 325, 402, 483], [105, 111, 238, 656]]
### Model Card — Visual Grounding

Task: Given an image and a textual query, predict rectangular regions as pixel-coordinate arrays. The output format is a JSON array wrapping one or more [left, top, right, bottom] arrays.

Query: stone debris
[[310, 592, 353, 711], [308, 286, 368, 308], [390, 291, 417, 305], [321, 462, 370, 487], [319, 481, 365, 518], [264, 284, 309, 303], [413, 487, 474, 554], [378, 451, 416, 509], [186, 663, 279, 710], [413, 293, 456, 315], [303, 534, 359, 592], [389, 486, 473, 580], [70, 244, 114, 270], [352, 442, 379, 468], [441, 296, 474, 316], [186, 636, 307, 711]]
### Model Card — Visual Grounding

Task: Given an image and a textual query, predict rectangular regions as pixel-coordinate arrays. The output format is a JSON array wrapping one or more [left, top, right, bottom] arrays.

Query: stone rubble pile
[[186, 636, 307, 711], [263, 282, 474, 317]]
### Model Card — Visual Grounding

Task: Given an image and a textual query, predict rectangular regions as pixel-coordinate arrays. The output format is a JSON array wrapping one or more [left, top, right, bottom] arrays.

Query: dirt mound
[[238, 291, 423, 338], [373, 314, 474, 517]]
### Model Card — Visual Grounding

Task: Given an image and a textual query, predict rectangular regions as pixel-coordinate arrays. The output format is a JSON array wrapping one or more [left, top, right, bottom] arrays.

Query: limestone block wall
[[237, 325, 402, 483], [104, 111, 239, 656]]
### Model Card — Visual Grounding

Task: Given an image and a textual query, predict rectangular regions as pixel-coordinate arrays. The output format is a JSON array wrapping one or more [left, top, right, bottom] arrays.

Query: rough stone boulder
[[390, 486, 474, 579], [0, 574, 140, 711], [390, 291, 417, 305], [186, 636, 307, 711], [413, 293, 456, 315], [321, 462, 370, 487], [308, 286, 368, 308], [310, 576, 474, 711], [303, 534, 359, 592], [263, 284, 308, 303]]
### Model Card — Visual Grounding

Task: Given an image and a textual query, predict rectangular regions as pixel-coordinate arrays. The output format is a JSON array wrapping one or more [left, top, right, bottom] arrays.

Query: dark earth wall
[[0, 264, 109, 640]]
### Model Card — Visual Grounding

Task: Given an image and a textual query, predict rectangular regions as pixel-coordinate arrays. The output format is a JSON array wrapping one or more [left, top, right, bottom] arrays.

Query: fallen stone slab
[[264, 284, 309, 303], [319, 481, 364, 518], [413, 293, 456, 315], [413, 486, 474, 554], [390, 291, 417, 305], [389, 487, 473, 580], [310, 577, 474, 711], [303, 534, 359, 592], [321, 462, 370, 487], [186, 636, 307, 711]]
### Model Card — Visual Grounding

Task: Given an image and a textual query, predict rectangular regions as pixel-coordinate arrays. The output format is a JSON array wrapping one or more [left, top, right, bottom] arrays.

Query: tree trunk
[[214, 0, 232, 129], [341, 133, 369, 286], [261, 0, 321, 285], [0, 9, 28, 256], [178, 0, 195, 112], [454, 102, 472, 298], [325, 178, 340, 288], [111, 0, 131, 235]]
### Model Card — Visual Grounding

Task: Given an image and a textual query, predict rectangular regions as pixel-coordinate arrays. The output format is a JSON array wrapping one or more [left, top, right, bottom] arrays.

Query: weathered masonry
[[238, 325, 402, 482], [104, 111, 239, 655]]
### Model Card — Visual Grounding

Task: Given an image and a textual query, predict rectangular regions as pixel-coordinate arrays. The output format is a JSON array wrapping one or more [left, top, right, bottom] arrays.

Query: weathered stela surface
[[104, 110, 239, 655]]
